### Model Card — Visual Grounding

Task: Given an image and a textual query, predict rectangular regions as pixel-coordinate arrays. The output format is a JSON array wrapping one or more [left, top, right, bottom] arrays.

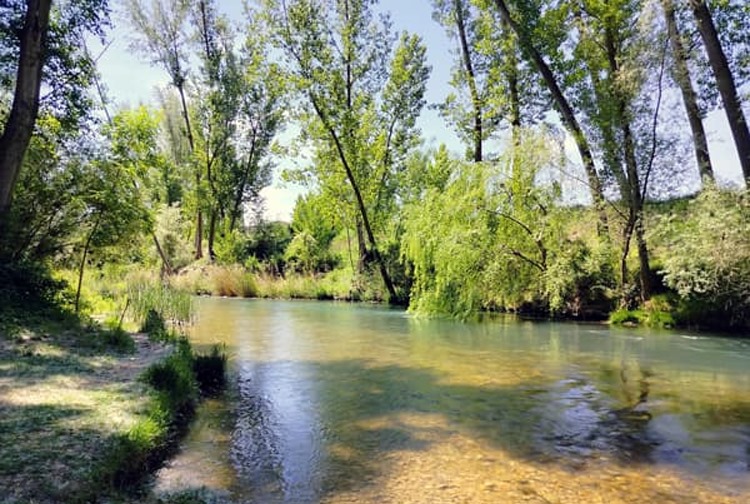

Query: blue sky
[[92, 0, 745, 219]]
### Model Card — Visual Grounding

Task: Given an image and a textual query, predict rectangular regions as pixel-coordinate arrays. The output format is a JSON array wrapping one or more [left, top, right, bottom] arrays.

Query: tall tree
[[264, 0, 429, 303], [433, 0, 487, 161], [0, 0, 52, 219], [689, 0, 750, 185], [1, 0, 110, 222], [487, 0, 609, 233], [660, 0, 713, 181], [125, 0, 205, 257], [191, 0, 281, 257], [570, 0, 667, 300]]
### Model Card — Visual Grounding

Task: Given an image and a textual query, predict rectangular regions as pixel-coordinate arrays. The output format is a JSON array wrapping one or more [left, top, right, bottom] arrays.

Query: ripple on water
[[153, 299, 750, 503]]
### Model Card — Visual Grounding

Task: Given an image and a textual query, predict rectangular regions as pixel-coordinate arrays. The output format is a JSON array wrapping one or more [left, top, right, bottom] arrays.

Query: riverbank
[[0, 321, 209, 502]]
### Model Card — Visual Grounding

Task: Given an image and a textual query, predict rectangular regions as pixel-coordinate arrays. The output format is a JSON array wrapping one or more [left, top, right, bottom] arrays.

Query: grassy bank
[[0, 324, 170, 502], [0, 264, 226, 503], [168, 264, 386, 303], [0, 324, 226, 502]]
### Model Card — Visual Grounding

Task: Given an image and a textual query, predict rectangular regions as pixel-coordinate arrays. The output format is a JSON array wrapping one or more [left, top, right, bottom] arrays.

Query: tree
[[264, 0, 430, 303], [125, 0, 204, 256], [433, 0, 490, 161], [568, 0, 671, 301], [0, 0, 52, 220], [487, 0, 609, 233], [191, 1, 282, 257], [689, 0, 750, 185], [660, 0, 713, 181], [1, 0, 111, 224]]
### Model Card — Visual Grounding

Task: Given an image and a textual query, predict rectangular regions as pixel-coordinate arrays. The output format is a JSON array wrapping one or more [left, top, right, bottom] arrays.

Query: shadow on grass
[[0, 400, 96, 503]]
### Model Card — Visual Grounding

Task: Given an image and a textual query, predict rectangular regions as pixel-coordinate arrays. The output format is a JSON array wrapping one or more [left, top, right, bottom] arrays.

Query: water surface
[[155, 298, 750, 503]]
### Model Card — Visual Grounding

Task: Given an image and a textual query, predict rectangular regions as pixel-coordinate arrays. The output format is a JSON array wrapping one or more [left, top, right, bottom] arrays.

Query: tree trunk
[[502, 19, 521, 175], [207, 208, 217, 261], [662, 0, 713, 181], [689, 0, 750, 185], [175, 82, 202, 259], [75, 213, 102, 314], [0, 0, 53, 219], [454, 0, 483, 162], [355, 216, 367, 274], [229, 131, 257, 232], [604, 26, 652, 300], [490, 0, 609, 234], [309, 96, 399, 302]]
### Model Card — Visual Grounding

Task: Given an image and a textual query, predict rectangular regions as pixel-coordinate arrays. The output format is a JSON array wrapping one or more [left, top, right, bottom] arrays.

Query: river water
[[153, 298, 750, 503]]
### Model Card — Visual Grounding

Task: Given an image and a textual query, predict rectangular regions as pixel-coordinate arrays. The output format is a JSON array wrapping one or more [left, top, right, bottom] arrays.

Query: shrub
[[651, 186, 750, 330], [140, 308, 169, 341], [193, 344, 227, 396], [97, 338, 198, 491], [610, 308, 643, 326], [141, 339, 197, 415]]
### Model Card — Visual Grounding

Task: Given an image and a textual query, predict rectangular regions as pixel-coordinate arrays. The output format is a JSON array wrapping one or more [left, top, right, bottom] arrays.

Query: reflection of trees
[[228, 356, 750, 502]]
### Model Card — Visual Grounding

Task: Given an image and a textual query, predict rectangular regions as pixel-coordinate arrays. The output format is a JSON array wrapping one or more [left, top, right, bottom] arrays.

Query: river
[[153, 298, 750, 503]]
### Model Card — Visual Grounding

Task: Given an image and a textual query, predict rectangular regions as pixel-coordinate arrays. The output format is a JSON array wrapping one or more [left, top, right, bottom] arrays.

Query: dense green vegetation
[[1, 0, 750, 332]]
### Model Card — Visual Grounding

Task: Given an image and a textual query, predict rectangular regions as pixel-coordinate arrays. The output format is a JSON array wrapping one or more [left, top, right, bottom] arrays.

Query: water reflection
[[154, 299, 750, 503]]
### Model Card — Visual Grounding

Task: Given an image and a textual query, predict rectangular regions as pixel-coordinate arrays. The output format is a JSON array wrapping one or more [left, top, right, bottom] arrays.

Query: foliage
[[101, 338, 197, 489], [286, 192, 340, 273], [127, 274, 194, 331], [609, 295, 676, 328], [193, 344, 227, 396], [154, 204, 194, 271], [543, 237, 616, 317], [651, 186, 750, 329], [0, 0, 111, 128], [402, 130, 598, 318]]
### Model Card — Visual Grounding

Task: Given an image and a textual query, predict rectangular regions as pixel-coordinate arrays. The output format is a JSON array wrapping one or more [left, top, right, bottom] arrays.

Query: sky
[[92, 0, 746, 220]]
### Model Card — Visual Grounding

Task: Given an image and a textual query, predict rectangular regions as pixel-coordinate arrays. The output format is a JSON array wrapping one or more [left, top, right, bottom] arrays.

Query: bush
[[544, 239, 616, 318], [609, 308, 643, 326], [650, 186, 750, 330], [141, 308, 169, 341], [193, 344, 227, 396], [610, 295, 675, 329], [0, 262, 73, 323], [141, 339, 197, 415]]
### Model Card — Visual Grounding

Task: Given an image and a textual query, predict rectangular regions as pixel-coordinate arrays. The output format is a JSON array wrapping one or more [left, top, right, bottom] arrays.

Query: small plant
[[141, 308, 170, 341], [127, 276, 193, 331], [193, 344, 227, 396], [141, 339, 197, 415], [100, 325, 136, 352], [610, 308, 644, 326]]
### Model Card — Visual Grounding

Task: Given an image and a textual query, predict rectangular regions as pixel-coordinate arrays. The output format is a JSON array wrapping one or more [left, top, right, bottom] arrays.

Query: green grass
[[0, 328, 165, 503]]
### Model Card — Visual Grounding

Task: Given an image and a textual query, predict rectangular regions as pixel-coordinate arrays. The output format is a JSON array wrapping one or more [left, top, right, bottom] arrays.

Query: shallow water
[[154, 298, 750, 503]]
